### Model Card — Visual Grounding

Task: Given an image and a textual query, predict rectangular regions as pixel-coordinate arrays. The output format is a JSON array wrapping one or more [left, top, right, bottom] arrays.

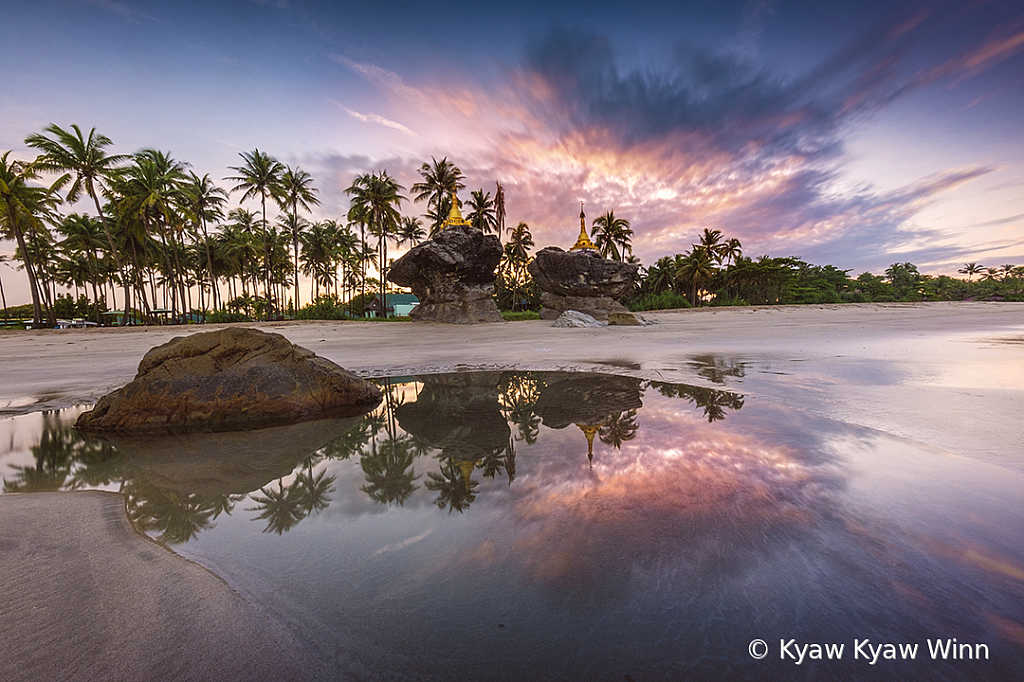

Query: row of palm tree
[[2, 128, 528, 324], [6, 124, 651, 324], [5, 125, 588, 324]]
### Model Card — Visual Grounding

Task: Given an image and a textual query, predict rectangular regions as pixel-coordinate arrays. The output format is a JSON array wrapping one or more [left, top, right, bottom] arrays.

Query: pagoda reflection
[[395, 373, 512, 512], [533, 373, 644, 467]]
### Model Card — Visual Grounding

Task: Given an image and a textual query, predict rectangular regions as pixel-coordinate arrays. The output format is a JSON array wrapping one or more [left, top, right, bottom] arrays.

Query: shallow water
[[2, 370, 1023, 681]]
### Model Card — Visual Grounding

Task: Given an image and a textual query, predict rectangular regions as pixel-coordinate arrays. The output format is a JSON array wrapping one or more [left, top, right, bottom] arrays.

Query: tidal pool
[[2, 369, 1023, 681]]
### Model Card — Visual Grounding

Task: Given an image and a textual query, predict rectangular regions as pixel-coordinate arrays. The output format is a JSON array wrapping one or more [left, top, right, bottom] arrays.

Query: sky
[[2, 0, 1023, 305]]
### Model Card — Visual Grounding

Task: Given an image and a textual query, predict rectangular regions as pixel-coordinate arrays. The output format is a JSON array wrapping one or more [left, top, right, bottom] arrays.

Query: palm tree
[[181, 173, 227, 312], [494, 181, 506, 240], [645, 256, 676, 295], [346, 171, 405, 316], [411, 157, 464, 233], [25, 124, 128, 283], [599, 410, 640, 448], [359, 438, 420, 506], [397, 215, 426, 247], [698, 228, 726, 264], [591, 211, 633, 261], [111, 150, 190, 317], [0, 254, 10, 324], [221, 208, 262, 299], [722, 237, 743, 267], [55, 213, 107, 323], [958, 262, 983, 284], [0, 152, 61, 326], [504, 221, 534, 310], [275, 166, 319, 309], [226, 149, 285, 312], [674, 247, 717, 305], [346, 202, 370, 308], [300, 220, 338, 300], [466, 189, 498, 234], [248, 480, 304, 534]]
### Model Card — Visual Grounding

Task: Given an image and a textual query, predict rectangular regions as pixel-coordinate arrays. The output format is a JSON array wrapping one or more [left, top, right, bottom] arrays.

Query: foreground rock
[[553, 310, 607, 328], [387, 223, 504, 324], [75, 327, 382, 433], [527, 247, 640, 323]]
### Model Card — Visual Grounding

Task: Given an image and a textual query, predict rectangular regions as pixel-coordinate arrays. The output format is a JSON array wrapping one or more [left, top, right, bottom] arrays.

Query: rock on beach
[[386, 223, 504, 324], [74, 327, 382, 433], [528, 247, 640, 323]]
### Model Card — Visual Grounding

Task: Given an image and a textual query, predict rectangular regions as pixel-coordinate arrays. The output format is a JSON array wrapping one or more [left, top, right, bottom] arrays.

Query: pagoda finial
[[576, 423, 600, 468], [442, 190, 470, 230], [570, 200, 598, 251]]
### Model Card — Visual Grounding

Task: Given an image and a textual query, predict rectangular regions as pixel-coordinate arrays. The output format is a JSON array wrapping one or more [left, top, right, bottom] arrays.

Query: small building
[[365, 293, 419, 318]]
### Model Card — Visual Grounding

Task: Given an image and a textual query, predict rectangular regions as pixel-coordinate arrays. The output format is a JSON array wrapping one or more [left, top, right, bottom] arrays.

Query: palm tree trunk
[[7, 221, 44, 326], [0, 267, 8, 325], [24, 223, 56, 327], [90, 189, 125, 282]]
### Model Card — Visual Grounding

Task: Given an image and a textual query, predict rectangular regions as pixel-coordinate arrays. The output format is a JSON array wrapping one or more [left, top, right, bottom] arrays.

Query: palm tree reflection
[[3, 372, 749, 537], [650, 381, 745, 422]]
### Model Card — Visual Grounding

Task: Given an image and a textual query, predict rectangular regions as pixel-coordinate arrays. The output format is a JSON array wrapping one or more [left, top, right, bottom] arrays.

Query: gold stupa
[[576, 422, 601, 467], [442, 190, 470, 230], [570, 201, 598, 251]]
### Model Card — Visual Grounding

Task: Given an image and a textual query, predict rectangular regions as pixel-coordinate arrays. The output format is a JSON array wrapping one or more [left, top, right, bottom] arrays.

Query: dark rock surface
[[528, 247, 640, 323], [75, 327, 382, 433], [533, 373, 643, 429], [394, 373, 510, 460], [386, 224, 504, 324]]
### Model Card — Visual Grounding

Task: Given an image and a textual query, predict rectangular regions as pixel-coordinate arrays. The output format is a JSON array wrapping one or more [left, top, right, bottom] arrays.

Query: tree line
[[3, 123, 1021, 328], [0, 125, 541, 326], [628, 228, 1023, 310]]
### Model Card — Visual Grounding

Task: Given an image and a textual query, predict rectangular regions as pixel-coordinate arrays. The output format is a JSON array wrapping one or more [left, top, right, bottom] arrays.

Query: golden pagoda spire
[[442, 190, 470, 230], [576, 422, 601, 467], [457, 458, 479, 492], [570, 201, 598, 251]]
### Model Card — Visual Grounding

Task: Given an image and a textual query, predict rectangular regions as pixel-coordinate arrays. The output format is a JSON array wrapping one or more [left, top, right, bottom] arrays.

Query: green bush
[[627, 291, 692, 312], [207, 310, 252, 323], [295, 295, 350, 321], [502, 310, 541, 321]]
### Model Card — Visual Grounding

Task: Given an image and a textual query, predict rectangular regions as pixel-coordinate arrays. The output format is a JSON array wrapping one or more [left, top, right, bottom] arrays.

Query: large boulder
[[75, 327, 382, 433], [387, 224, 504, 324], [528, 247, 640, 322]]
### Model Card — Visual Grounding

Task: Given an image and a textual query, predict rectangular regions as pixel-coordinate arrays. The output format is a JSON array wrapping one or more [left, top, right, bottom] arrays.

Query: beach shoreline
[[2, 301, 1021, 465], [2, 301, 1023, 681]]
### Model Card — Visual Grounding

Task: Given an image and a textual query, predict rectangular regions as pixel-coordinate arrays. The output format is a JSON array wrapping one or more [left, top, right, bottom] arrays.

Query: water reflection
[[1, 373, 744, 539], [3, 372, 1024, 681]]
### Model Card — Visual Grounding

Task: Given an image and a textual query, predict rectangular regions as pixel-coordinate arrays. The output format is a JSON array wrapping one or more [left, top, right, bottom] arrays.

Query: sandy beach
[[2, 301, 1023, 680], [2, 301, 1022, 465]]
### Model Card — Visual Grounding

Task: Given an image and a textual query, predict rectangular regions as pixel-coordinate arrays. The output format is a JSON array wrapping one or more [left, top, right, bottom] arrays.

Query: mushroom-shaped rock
[[386, 224, 504, 324], [527, 247, 640, 323], [75, 327, 382, 433]]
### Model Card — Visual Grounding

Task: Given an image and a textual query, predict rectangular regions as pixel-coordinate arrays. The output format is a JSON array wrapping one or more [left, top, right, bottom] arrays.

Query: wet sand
[[0, 492, 320, 682], [2, 301, 1021, 463], [1, 301, 1023, 680]]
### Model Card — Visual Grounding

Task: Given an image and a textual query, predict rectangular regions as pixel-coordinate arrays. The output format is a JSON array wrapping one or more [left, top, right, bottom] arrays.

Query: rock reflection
[[2, 372, 749, 539], [688, 354, 747, 384], [396, 373, 512, 512], [534, 373, 644, 466]]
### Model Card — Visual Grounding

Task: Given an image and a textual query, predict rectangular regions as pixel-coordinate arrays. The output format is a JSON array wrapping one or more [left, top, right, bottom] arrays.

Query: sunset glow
[[2, 0, 1023, 304]]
